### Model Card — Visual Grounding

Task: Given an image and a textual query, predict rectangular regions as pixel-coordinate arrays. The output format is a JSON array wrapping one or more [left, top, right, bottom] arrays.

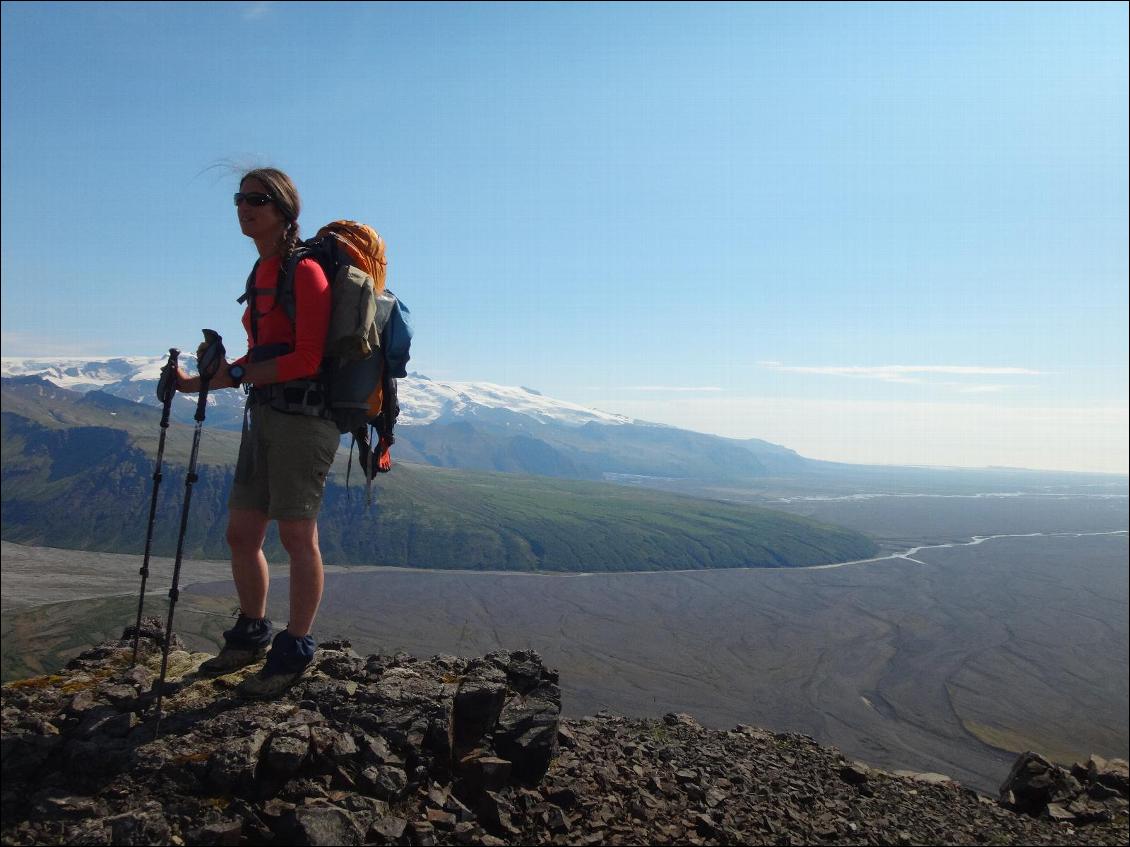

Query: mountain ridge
[[0, 356, 634, 428], [0, 356, 807, 480], [6, 355, 1123, 486]]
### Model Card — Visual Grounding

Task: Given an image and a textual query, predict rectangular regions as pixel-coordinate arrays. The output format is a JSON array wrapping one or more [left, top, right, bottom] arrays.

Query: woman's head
[[237, 167, 301, 258]]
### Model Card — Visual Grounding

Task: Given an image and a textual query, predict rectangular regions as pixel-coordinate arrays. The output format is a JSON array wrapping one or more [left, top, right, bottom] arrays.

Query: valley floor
[[3, 511, 1127, 798]]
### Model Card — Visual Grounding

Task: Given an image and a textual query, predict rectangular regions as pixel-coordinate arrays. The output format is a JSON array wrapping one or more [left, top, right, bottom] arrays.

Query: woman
[[176, 167, 339, 698]]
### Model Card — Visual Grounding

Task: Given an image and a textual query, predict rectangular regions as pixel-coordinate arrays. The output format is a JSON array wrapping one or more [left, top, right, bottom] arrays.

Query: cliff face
[[1, 623, 1127, 846]]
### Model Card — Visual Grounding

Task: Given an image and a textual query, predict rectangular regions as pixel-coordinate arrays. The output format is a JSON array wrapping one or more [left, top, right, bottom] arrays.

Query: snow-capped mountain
[[1, 356, 809, 482], [402, 376, 630, 428], [0, 356, 632, 430], [0, 356, 170, 392]]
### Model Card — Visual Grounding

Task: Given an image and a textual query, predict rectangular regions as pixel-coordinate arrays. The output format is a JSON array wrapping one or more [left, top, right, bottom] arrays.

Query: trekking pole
[[153, 329, 225, 737], [130, 348, 181, 666]]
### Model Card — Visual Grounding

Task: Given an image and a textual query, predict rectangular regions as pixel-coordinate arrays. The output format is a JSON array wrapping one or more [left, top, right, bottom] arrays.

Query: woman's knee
[[227, 509, 268, 553], [278, 519, 319, 557]]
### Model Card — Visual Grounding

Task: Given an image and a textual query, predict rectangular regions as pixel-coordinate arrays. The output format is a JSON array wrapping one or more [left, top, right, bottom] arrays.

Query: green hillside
[[1, 379, 879, 571], [317, 464, 878, 570]]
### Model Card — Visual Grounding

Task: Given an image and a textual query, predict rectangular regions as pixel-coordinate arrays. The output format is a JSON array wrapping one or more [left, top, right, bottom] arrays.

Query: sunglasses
[[233, 191, 274, 207]]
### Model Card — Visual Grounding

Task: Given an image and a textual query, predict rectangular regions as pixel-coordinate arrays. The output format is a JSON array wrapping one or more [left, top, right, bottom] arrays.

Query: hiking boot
[[198, 645, 267, 676], [236, 630, 316, 699], [198, 613, 273, 677]]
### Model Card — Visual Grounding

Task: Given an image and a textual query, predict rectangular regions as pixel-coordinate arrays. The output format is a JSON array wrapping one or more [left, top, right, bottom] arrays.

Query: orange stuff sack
[[316, 220, 387, 295]]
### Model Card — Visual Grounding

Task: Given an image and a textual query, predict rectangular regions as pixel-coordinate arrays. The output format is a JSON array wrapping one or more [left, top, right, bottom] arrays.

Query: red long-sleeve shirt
[[235, 256, 331, 382]]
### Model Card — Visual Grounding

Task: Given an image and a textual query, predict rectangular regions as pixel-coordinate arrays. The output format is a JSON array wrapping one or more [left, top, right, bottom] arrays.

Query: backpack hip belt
[[250, 379, 331, 419]]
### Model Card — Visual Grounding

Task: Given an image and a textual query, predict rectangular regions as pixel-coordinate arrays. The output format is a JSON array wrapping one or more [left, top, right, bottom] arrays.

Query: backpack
[[237, 220, 413, 492]]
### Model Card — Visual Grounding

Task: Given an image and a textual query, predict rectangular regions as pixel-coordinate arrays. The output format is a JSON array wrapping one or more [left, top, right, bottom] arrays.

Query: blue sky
[[2, 2, 1127, 473]]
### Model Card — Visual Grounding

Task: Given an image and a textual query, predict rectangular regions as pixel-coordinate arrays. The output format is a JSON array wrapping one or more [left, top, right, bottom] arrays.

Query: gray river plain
[[3, 493, 1127, 795]]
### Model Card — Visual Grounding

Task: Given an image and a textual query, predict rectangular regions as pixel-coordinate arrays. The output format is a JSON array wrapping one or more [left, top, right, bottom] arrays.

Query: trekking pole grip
[[194, 329, 225, 422], [156, 348, 180, 428]]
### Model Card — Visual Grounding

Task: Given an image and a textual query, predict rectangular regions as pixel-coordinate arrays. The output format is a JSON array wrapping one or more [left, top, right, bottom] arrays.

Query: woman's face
[[236, 177, 287, 245]]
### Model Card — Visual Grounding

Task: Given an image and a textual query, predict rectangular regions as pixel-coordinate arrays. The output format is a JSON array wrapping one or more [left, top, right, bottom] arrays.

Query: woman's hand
[[174, 366, 198, 394], [175, 360, 237, 392]]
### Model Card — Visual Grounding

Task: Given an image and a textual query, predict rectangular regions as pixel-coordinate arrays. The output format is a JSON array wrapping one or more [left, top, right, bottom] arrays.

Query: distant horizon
[[2, 352, 1126, 477]]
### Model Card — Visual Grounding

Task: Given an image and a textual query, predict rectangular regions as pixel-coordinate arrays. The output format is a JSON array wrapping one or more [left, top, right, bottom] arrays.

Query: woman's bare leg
[[277, 518, 323, 637], [225, 508, 271, 618]]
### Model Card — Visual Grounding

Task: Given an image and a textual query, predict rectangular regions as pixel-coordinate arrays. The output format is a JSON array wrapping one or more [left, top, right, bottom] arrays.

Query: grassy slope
[[1, 379, 879, 571], [319, 463, 878, 570]]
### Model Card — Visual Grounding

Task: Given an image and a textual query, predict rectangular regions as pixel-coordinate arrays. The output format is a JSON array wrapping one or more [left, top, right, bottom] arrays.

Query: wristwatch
[[228, 363, 246, 387]]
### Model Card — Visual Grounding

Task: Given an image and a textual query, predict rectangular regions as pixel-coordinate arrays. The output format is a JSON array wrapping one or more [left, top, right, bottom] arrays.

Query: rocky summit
[[1, 621, 1127, 846]]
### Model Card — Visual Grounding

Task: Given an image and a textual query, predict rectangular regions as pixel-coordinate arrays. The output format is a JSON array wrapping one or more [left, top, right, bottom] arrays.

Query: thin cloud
[[242, 1, 275, 20], [623, 386, 725, 392], [954, 384, 1008, 394], [759, 362, 1045, 383]]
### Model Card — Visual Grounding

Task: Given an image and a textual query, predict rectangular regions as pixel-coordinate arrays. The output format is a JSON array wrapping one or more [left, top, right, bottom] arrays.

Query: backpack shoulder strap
[[278, 244, 319, 324], [237, 250, 311, 341], [237, 259, 268, 343], [236, 259, 260, 306]]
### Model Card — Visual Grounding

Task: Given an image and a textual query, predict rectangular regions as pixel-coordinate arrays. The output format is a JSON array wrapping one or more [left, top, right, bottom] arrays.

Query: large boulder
[[1000, 751, 1082, 814]]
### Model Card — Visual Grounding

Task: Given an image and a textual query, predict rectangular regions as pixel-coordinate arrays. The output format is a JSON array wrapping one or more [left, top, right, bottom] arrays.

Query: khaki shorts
[[229, 403, 340, 521]]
